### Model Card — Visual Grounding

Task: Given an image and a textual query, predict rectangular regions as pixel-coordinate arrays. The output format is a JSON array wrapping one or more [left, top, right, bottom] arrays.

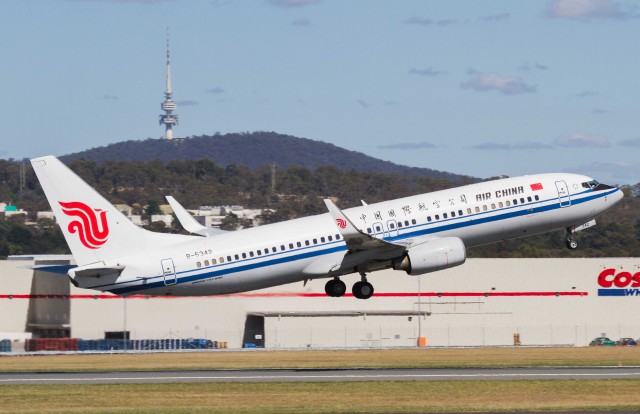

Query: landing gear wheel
[[566, 237, 578, 250], [352, 281, 374, 299], [324, 278, 346, 297]]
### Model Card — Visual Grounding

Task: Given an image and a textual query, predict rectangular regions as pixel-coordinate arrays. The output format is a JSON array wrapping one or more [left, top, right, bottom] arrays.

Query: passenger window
[[328, 235, 333, 241], [443, 213, 448, 219], [197, 262, 201, 267], [483, 205, 487, 211], [305, 240, 310, 246], [506, 201, 511, 207], [411, 219, 416, 224], [513, 199, 518, 205], [475, 206, 480, 213], [336, 234, 340, 239], [467, 208, 472, 214], [459, 210, 463, 216], [435, 215, 440, 220], [398, 222, 403, 228], [520, 198, 525, 203], [218, 258, 223, 263], [289, 243, 294, 249], [256, 250, 261, 256], [212, 258, 217, 264], [375, 225, 381, 232], [204, 260, 209, 266], [427, 216, 432, 222], [250, 251, 254, 257], [227, 256, 232, 262], [491, 203, 496, 209], [242, 253, 247, 259], [235, 254, 239, 260], [534, 195, 539, 201], [390, 223, 395, 229], [313, 238, 318, 244], [451, 212, 455, 218], [527, 196, 532, 202], [321, 237, 325, 242], [405, 221, 410, 226], [297, 242, 302, 248], [367, 228, 372, 233]]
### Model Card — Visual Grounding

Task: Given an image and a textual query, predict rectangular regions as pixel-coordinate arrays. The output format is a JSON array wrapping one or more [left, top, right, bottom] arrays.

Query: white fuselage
[[82, 173, 622, 296]]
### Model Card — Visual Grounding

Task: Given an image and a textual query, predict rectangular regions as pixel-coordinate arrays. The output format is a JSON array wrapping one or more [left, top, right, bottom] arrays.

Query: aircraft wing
[[166, 196, 228, 237]]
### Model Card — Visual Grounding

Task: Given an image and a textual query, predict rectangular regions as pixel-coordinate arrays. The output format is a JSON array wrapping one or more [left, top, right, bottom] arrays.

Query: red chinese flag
[[530, 183, 543, 191]]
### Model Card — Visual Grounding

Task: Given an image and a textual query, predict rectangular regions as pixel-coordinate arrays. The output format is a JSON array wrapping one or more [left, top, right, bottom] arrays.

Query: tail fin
[[31, 156, 148, 267]]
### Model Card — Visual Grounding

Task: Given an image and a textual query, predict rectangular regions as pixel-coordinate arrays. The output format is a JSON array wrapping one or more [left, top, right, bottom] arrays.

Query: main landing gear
[[324, 273, 374, 299], [324, 277, 346, 297], [565, 227, 578, 250]]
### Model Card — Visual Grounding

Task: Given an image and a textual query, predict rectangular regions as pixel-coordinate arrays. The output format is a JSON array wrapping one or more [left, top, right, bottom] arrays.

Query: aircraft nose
[[613, 187, 624, 204]]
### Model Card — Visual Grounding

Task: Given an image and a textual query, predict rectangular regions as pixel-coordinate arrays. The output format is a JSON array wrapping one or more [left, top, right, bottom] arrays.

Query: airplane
[[30, 155, 623, 299]]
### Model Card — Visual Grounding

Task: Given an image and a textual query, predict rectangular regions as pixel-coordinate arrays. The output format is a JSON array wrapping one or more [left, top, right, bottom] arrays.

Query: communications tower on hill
[[159, 29, 178, 140]]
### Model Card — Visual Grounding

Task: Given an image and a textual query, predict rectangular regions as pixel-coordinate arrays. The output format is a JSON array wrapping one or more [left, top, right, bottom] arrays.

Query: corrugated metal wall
[[1, 258, 639, 348]]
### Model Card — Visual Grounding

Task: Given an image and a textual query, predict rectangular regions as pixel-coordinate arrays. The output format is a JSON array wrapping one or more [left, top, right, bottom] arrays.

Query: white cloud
[[513, 140, 553, 150], [409, 67, 447, 77], [461, 72, 536, 95], [517, 62, 548, 71], [206, 87, 225, 94], [553, 131, 610, 147], [404, 16, 434, 25], [545, 0, 639, 20]]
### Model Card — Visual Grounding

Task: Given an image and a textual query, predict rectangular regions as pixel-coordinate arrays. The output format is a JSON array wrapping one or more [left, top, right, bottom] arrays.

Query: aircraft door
[[161, 258, 177, 286], [372, 222, 387, 238], [386, 220, 399, 238], [555, 180, 571, 207]]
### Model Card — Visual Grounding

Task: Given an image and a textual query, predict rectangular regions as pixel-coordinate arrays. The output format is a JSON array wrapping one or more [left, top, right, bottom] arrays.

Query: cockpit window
[[581, 180, 599, 189]]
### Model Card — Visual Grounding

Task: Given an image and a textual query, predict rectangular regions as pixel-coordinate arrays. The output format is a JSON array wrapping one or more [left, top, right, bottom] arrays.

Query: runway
[[2, 366, 640, 385]]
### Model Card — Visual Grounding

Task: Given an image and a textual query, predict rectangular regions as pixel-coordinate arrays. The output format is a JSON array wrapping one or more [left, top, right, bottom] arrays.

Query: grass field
[[2, 347, 640, 413], [2, 346, 640, 372]]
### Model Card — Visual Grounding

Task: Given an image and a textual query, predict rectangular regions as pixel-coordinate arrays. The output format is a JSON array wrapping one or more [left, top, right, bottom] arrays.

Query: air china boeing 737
[[31, 156, 622, 299]]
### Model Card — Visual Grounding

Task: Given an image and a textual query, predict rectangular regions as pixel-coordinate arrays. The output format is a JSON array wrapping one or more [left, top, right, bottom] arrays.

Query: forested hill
[[60, 132, 472, 182]]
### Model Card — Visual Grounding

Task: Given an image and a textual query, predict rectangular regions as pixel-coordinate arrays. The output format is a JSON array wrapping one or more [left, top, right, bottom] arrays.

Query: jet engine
[[392, 237, 466, 276]]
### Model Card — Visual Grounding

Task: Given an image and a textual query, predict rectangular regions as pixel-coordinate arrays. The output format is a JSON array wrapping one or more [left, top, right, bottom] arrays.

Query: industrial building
[[1, 258, 639, 349]]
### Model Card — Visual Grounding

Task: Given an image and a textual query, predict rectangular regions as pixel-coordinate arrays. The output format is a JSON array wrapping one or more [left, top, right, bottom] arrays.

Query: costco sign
[[598, 268, 640, 296]]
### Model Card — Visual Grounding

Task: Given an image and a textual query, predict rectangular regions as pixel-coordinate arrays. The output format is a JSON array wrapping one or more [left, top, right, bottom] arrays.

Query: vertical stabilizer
[[31, 156, 148, 267]]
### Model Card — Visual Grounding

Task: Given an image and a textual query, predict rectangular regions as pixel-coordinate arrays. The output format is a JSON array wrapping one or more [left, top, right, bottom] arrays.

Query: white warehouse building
[[1, 258, 639, 349]]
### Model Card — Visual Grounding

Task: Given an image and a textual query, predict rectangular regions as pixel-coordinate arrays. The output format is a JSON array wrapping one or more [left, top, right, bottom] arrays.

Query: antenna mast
[[159, 28, 179, 139]]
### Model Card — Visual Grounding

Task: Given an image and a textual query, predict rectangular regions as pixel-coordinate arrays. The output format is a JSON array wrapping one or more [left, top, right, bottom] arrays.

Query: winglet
[[166, 196, 227, 237], [323, 199, 391, 251]]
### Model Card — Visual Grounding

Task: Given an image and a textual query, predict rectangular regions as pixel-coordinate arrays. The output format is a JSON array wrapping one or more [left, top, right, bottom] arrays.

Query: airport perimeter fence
[[1, 338, 229, 353]]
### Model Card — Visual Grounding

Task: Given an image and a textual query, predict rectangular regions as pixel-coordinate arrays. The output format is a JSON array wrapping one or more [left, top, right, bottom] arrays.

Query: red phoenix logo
[[336, 218, 347, 229], [59, 201, 109, 249]]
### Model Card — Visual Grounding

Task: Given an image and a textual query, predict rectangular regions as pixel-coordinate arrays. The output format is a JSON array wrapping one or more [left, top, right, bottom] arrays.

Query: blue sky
[[3, 0, 639, 184]]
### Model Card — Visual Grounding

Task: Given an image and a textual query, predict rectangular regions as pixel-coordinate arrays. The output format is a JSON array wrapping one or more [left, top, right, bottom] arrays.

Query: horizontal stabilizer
[[69, 262, 125, 279], [25, 264, 77, 275]]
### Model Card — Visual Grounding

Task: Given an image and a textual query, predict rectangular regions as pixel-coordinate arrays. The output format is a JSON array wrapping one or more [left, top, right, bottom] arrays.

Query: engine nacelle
[[392, 237, 466, 276]]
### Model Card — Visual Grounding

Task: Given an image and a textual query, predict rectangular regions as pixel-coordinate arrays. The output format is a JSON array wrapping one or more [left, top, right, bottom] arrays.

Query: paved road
[[2, 366, 640, 385]]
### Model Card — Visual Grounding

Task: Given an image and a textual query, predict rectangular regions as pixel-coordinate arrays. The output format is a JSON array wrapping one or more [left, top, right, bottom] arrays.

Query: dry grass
[[1, 346, 640, 373], [1, 380, 640, 413]]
